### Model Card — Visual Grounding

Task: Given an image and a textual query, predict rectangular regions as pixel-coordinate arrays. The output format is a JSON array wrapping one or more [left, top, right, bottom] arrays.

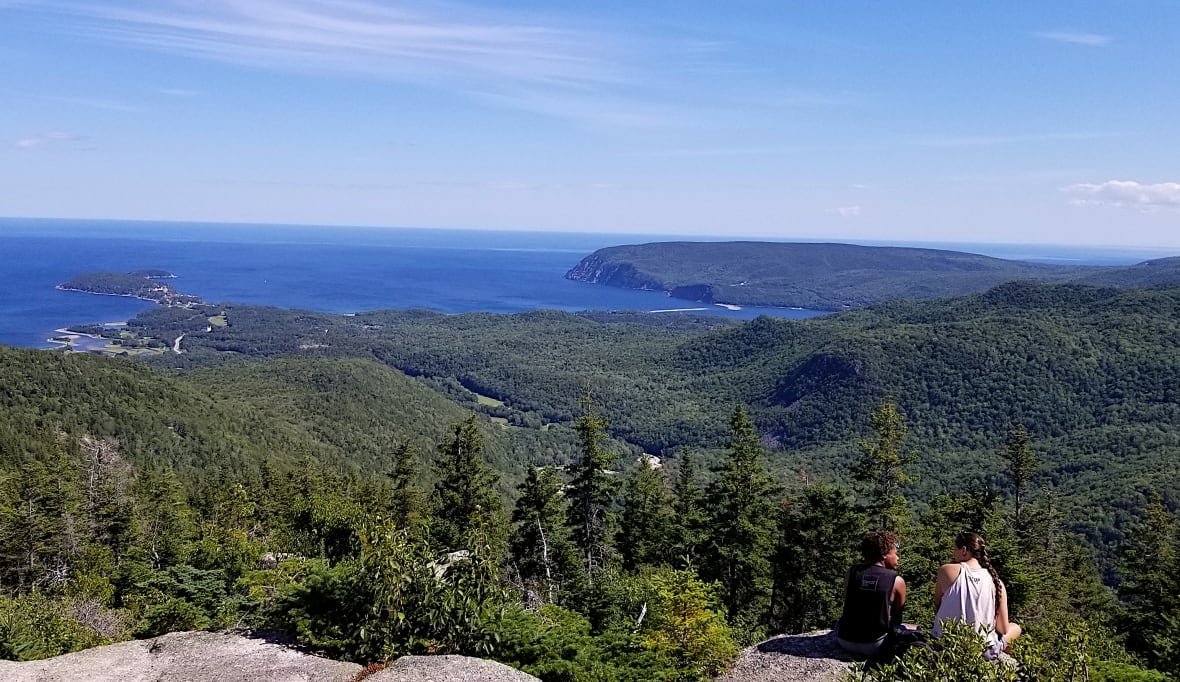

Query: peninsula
[[57, 271, 203, 307], [565, 241, 1180, 310]]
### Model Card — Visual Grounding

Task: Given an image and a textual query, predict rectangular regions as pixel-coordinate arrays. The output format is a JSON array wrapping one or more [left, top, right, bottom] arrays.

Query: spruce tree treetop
[[430, 417, 504, 556], [704, 405, 778, 628], [566, 394, 618, 582], [852, 400, 914, 534]]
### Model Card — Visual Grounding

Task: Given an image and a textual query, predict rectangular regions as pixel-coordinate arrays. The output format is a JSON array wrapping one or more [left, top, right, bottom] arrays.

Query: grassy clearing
[[474, 393, 505, 408]]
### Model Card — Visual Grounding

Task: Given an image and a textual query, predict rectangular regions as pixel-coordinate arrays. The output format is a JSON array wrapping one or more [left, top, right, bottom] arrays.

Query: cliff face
[[564, 254, 666, 291]]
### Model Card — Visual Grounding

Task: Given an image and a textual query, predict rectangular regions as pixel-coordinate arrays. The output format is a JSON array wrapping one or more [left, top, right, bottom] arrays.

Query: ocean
[[1, 218, 1176, 350]]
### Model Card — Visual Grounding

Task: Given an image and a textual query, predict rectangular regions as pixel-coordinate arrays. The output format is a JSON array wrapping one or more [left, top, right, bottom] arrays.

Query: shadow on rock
[[756, 631, 859, 662]]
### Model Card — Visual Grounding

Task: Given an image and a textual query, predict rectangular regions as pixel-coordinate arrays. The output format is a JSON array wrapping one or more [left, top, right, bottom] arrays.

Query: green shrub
[[1091, 660, 1171, 682], [492, 604, 675, 682], [640, 569, 739, 680], [0, 593, 105, 661]]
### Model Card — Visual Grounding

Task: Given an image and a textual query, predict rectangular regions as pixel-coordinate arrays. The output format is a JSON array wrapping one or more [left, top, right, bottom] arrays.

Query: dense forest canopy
[[110, 282, 1180, 562], [2, 279, 1178, 678]]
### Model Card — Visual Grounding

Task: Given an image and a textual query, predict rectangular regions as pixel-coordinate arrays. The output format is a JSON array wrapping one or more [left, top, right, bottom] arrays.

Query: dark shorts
[[836, 634, 888, 657]]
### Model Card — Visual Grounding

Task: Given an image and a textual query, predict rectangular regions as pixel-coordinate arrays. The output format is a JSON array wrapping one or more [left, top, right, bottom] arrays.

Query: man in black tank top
[[835, 530, 907, 657]]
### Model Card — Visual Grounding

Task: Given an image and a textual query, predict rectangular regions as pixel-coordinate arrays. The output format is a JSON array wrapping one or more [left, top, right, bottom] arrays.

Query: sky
[[1, 1, 1179, 246]]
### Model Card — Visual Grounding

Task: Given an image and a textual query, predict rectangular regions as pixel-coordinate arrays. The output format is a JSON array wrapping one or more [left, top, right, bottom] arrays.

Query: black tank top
[[837, 563, 899, 643]]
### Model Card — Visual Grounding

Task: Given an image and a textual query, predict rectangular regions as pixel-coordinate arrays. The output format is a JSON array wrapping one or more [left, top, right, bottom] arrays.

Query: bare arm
[[994, 580, 1011, 635], [891, 576, 907, 627], [933, 563, 959, 611]]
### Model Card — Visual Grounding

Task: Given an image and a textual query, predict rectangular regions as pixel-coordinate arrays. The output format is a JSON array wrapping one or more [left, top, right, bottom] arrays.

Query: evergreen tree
[[618, 456, 673, 570], [1000, 425, 1037, 526], [386, 441, 424, 533], [130, 468, 195, 570], [851, 400, 914, 533], [770, 483, 865, 633], [1117, 495, 1180, 675], [430, 417, 505, 556], [670, 453, 708, 569], [566, 397, 618, 582], [703, 405, 778, 628], [509, 466, 577, 605]]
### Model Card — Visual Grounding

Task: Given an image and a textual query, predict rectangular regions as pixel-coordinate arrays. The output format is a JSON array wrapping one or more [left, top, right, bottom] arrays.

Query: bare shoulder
[[937, 563, 960, 578]]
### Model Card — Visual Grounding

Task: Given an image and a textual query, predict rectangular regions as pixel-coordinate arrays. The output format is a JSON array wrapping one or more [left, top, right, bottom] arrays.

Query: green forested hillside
[[3, 284, 1180, 677], [0, 347, 572, 488], [113, 282, 1180, 561]]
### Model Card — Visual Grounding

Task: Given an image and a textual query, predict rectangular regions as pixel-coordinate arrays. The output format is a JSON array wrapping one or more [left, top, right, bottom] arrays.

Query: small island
[[57, 270, 204, 307]]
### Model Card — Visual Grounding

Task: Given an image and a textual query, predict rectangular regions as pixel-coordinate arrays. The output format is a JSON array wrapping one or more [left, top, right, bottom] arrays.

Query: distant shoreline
[[56, 285, 168, 306]]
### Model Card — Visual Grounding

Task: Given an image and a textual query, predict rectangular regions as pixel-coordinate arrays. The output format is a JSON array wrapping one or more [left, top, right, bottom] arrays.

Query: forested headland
[[58, 271, 202, 307], [565, 241, 1180, 310], [1, 280, 1178, 679]]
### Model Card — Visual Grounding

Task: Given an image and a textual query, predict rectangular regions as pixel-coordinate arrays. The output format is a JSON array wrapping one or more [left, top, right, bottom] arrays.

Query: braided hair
[[955, 531, 1003, 609]]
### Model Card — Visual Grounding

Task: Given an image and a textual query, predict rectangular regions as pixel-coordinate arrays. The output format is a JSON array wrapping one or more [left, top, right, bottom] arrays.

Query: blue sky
[[2, 1, 1178, 246]]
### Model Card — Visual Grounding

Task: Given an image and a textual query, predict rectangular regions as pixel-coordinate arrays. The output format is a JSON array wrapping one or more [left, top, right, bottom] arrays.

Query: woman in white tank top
[[933, 532, 1022, 658]]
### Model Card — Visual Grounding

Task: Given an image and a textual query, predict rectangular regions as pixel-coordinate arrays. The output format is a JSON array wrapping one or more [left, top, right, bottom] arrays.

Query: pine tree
[[1117, 495, 1180, 675], [670, 453, 708, 569], [387, 441, 424, 533], [851, 400, 914, 533], [566, 397, 618, 581], [509, 466, 577, 605], [703, 405, 778, 627], [618, 456, 673, 570], [1000, 425, 1037, 526], [130, 468, 196, 570], [430, 417, 505, 555], [770, 483, 866, 633]]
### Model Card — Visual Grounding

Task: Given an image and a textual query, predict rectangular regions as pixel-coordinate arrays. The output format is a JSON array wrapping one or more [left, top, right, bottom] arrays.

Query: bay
[[1, 218, 818, 349], [3, 218, 1175, 350]]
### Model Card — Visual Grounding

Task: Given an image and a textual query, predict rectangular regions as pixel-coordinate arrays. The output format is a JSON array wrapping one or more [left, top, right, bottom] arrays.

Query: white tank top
[[933, 562, 998, 638]]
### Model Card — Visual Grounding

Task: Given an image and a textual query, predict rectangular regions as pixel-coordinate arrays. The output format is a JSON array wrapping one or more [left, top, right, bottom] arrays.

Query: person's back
[[838, 563, 899, 643], [933, 562, 995, 636], [932, 532, 1021, 659], [835, 531, 905, 657]]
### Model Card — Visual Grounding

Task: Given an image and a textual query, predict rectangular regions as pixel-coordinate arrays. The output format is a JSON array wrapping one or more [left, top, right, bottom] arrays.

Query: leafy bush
[[640, 569, 738, 680], [1091, 660, 1171, 682], [0, 593, 106, 661], [492, 605, 674, 682]]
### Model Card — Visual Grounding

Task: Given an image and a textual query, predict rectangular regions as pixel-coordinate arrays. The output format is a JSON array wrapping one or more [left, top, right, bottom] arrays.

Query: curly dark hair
[[859, 530, 900, 564]]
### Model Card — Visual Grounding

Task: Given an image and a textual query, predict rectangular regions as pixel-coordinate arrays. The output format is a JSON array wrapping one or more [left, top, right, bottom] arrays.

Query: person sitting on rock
[[835, 530, 907, 657], [933, 531, 1022, 659]]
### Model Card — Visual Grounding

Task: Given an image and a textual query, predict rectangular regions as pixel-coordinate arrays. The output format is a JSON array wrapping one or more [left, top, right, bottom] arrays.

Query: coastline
[[46, 326, 109, 352], [55, 284, 168, 306]]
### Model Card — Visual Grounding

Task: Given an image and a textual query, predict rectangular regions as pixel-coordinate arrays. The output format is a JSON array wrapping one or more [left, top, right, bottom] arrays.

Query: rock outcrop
[[716, 630, 857, 682], [0, 633, 544, 682], [370, 655, 540, 681], [0, 631, 361, 682]]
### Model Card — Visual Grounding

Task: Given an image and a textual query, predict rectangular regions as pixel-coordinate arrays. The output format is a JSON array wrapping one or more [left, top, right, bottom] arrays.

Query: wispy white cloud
[[624, 145, 801, 158], [906, 131, 1129, 147], [826, 205, 861, 218], [1061, 180, 1180, 212], [13, 131, 91, 149], [159, 87, 200, 97], [38, 0, 663, 124], [1035, 30, 1113, 47], [42, 94, 142, 112], [58, 0, 615, 89]]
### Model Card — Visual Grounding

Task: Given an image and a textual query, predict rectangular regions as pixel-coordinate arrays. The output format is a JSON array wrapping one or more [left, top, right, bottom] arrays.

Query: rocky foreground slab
[[0, 631, 540, 682], [716, 630, 857, 682]]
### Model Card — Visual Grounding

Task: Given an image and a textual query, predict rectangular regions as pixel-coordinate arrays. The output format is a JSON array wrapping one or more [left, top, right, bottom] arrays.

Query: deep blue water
[[2, 218, 1177, 349]]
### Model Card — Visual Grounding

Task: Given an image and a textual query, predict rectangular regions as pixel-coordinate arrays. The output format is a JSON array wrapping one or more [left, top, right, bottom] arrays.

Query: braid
[[972, 541, 1003, 610], [955, 532, 1004, 610]]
